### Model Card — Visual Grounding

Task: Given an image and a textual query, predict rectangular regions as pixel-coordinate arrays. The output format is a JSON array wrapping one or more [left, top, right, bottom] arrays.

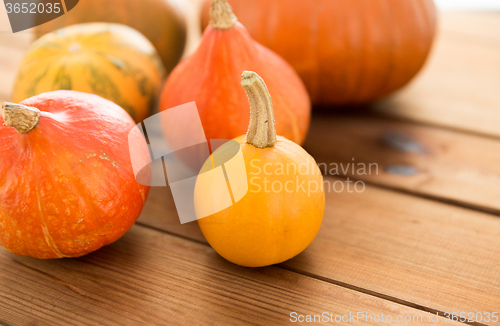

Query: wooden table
[[1, 6, 499, 326]]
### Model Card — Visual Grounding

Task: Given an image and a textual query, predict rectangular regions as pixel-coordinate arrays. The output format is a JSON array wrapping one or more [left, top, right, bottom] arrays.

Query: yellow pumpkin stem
[[241, 71, 276, 149], [1, 102, 41, 134], [210, 0, 237, 30]]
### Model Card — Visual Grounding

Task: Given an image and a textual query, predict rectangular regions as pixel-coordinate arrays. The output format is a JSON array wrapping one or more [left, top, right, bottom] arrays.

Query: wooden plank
[[138, 181, 500, 324], [0, 225, 457, 326], [374, 12, 500, 138], [439, 12, 500, 44], [302, 113, 500, 214], [137, 185, 204, 240], [284, 182, 500, 324]]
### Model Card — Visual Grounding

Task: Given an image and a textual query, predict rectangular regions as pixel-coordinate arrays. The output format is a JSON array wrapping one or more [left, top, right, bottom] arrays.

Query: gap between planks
[[279, 265, 489, 326], [138, 180, 500, 324], [374, 109, 500, 144], [135, 221, 488, 326], [331, 174, 500, 220], [0, 224, 460, 326], [302, 113, 500, 217]]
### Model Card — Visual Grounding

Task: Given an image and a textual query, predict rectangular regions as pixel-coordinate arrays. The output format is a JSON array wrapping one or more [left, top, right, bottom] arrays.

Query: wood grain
[[0, 224, 457, 326], [374, 12, 500, 138], [285, 181, 500, 323], [302, 113, 500, 214], [137, 180, 500, 324]]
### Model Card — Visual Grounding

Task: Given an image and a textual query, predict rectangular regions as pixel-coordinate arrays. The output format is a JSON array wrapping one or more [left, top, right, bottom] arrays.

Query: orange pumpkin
[[201, 0, 437, 106], [195, 71, 324, 267], [160, 0, 311, 146], [34, 0, 187, 73], [12, 23, 165, 122], [0, 91, 150, 259]]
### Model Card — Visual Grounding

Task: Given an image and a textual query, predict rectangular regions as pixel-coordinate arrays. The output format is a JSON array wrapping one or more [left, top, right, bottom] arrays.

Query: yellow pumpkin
[[34, 0, 187, 73], [12, 23, 165, 122], [195, 71, 325, 267]]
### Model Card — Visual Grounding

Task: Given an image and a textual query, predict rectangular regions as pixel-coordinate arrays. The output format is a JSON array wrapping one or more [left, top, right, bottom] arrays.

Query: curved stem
[[241, 71, 276, 149], [209, 0, 237, 30], [2, 102, 41, 134]]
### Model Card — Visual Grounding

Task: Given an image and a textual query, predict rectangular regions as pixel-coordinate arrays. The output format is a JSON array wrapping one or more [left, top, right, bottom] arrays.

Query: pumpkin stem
[[210, 0, 237, 30], [241, 71, 276, 149], [1, 102, 41, 134]]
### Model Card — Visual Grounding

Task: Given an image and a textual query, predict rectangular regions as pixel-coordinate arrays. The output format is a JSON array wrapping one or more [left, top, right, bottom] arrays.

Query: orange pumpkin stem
[[241, 71, 276, 149], [210, 0, 237, 30], [1, 102, 41, 134]]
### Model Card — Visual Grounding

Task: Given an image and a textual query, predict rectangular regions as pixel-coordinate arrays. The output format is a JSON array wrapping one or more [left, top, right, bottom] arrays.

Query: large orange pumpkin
[[161, 0, 311, 146], [0, 91, 150, 259], [12, 23, 165, 122], [201, 0, 437, 106], [195, 72, 324, 267], [34, 0, 187, 73]]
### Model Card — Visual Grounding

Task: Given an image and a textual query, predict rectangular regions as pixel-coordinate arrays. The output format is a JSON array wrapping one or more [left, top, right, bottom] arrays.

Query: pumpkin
[[34, 0, 187, 73], [0, 91, 151, 259], [201, 0, 437, 106], [160, 0, 311, 146], [12, 23, 165, 122], [195, 71, 324, 267]]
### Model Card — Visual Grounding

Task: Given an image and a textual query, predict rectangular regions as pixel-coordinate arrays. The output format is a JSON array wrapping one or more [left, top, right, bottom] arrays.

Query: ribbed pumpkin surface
[[12, 23, 165, 122], [201, 0, 437, 106]]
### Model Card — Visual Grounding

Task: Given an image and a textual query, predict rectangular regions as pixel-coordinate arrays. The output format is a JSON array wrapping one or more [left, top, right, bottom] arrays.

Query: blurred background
[[435, 0, 500, 10]]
